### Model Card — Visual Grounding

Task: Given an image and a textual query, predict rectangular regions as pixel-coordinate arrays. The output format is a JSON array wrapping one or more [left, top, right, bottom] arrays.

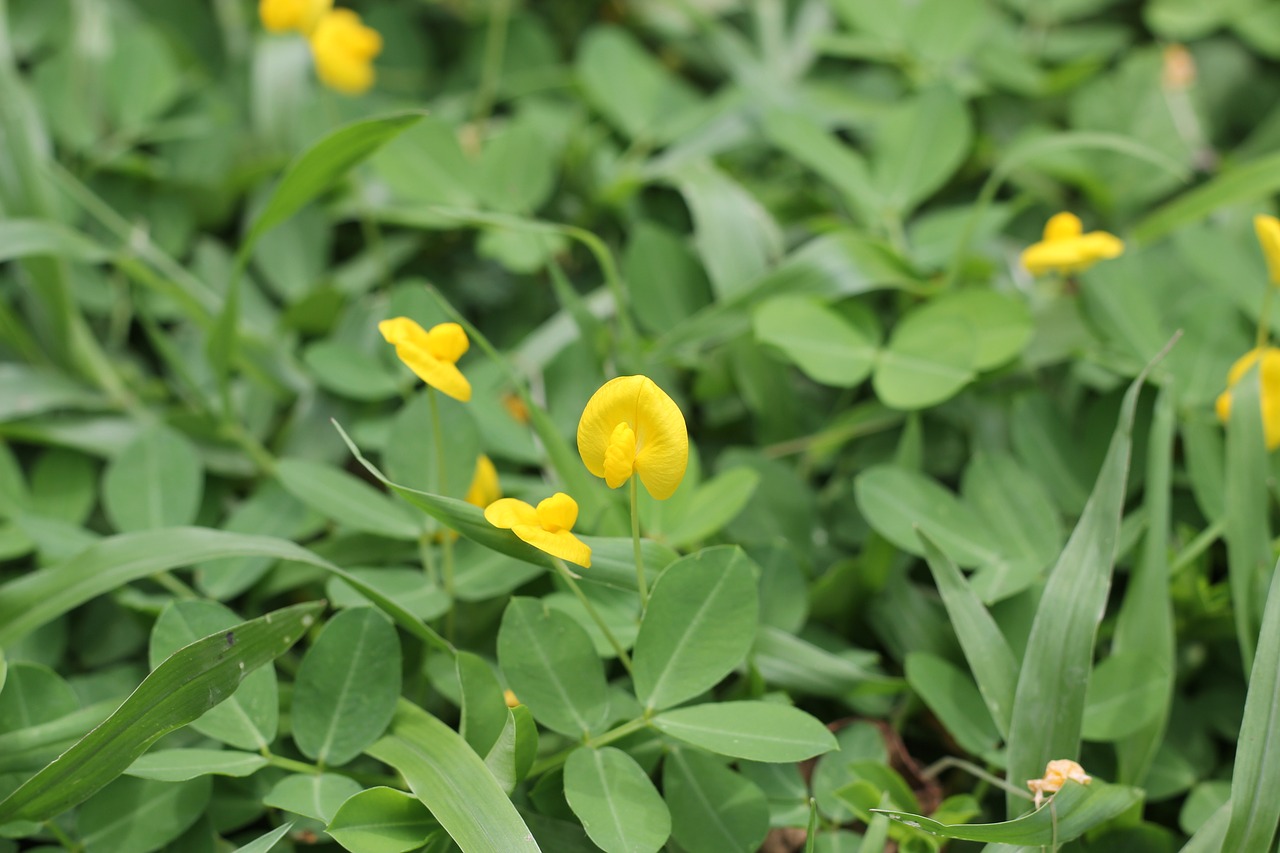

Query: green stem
[[527, 716, 651, 777], [630, 477, 648, 609], [554, 559, 633, 676], [922, 756, 1033, 800], [1170, 519, 1225, 577], [152, 571, 198, 599], [429, 388, 457, 641], [418, 533, 439, 585], [44, 818, 83, 853]]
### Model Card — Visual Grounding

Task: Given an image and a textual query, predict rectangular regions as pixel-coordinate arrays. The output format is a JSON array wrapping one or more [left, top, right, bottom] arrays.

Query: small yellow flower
[[484, 493, 592, 568], [1215, 347, 1280, 450], [576, 375, 688, 500], [503, 689, 520, 708], [1027, 759, 1091, 809], [464, 455, 501, 509], [1020, 212, 1124, 277], [1255, 215, 1280, 287], [309, 8, 381, 95], [259, 0, 332, 34], [379, 318, 471, 402], [501, 393, 531, 425]]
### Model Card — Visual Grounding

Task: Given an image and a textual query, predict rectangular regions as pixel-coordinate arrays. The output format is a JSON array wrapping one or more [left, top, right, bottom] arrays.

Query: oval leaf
[[328, 787, 439, 853], [564, 747, 671, 853], [652, 701, 837, 762]]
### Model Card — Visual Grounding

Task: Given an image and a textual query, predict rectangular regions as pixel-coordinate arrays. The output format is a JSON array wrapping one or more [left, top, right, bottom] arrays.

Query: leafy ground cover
[[2, 0, 1280, 851]]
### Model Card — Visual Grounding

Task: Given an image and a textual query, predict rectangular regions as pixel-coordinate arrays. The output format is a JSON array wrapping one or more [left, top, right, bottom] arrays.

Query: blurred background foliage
[[4, 0, 1280, 850]]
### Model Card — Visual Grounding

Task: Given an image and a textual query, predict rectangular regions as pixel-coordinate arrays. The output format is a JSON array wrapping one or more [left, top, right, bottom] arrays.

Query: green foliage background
[[2, 0, 1280, 851]]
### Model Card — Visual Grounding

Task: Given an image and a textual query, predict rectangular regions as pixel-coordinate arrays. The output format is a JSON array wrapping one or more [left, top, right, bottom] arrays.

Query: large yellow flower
[[259, 0, 331, 34], [577, 375, 688, 500], [1256, 215, 1280, 286], [379, 317, 471, 402], [1020, 212, 1124, 276], [309, 8, 381, 95], [1215, 347, 1280, 450], [485, 493, 591, 568]]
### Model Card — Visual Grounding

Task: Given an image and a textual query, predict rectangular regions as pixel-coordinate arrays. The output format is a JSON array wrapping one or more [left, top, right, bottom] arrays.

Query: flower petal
[[379, 316, 429, 348], [1043, 212, 1083, 241], [577, 375, 647, 479], [393, 346, 472, 401], [1257, 214, 1280, 286], [465, 455, 501, 508], [1080, 231, 1124, 261], [634, 378, 688, 501], [512, 525, 592, 568], [604, 422, 636, 489], [484, 498, 538, 529], [426, 322, 469, 364], [535, 492, 579, 533]]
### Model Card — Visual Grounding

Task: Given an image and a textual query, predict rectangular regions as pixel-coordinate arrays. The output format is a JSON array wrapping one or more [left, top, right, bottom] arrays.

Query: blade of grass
[[1004, 337, 1173, 816], [1112, 385, 1176, 784], [1223, 365, 1271, 670], [1221, 555, 1280, 852]]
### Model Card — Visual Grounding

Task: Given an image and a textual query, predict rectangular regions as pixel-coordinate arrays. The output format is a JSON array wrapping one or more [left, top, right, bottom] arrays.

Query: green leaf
[[497, 597, 608, 738], [0, 219, 110, 264], [304, 341, 401, 402], [753, 296, 877, 388], [904, 653, 1001, 758], [125, 748, 268, 782], [875, 781, 1142, 845], [264, 773, 363, 823], [924, 290, 1032, 371], [761, 110, 878, 225], [576, 26, 701, 142], [662, 468, 760, 549], [663, 749, 770, 853], [622, 222, 713, 336], [366, 702, 540, 853], [293, 607, 402, 766], [149, 600, 278, 751], [328, 787, 440, 853], [564, 747, 671, 853], [384, 390, 480, 502], [241, 111, 425, 259], [0, 527, 447, 653], [77, 775, 211, 853], [918, 531, 1019, 738], [1223, 554, 1280, 852], [1005, 363, 1153, 815], [870, 86, 972, 217], [0, 601, 321, 822], [457, 651, 507, 758], [232, 823, 294, 853], [1133, 151, 1280, 243], [484, 705, 537, 795], [873, 303, 977, 409], [276, 458, 421, 541], [652, 701, 837, 762], [1223, 365, 1272, 670], [0, 364, 104, 423], [633, 546, 759, 712], [1082, 653, 1168, 741]]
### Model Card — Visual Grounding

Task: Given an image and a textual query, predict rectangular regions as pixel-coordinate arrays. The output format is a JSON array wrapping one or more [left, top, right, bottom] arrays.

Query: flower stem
[[527, 715, 651, 777], [554, 558, 633, 676], [428, 388, 456, 642], [630, 477, 648, 609]]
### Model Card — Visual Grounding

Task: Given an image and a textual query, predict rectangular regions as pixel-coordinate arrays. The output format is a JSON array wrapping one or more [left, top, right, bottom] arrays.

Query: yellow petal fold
[[1216, 346, 1280, 450], [1021, 212, 1124, 277], [309, 8, 381, 95], [1256, 214, 1280, 286], [577, 375, 688, 500], [535, 493, 579, 533], [512, 525, 592, 568], [604, 422, 637, 489], [379, 317, 472, 401], [464, 455, 501, 508], [260, 0, 332, 34], [484, 498, 539, 529]]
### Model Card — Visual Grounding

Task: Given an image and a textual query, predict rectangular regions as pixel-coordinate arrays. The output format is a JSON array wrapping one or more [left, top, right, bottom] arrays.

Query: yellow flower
[[259, 0, 331, 34], [484, 493, 591, 568], [1026, 759, 1091, 809], [1255, 215, 1280, 286], [464, 455, 501, 508], [379, 317, 471, 402], [576, 375, 688, 500], [503, 689, 520, 708], [501, 392, 530, 425], [1215, 347, 1280, 450], [1020, 212, 1124, 276], [309, 8, 381, 95]]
